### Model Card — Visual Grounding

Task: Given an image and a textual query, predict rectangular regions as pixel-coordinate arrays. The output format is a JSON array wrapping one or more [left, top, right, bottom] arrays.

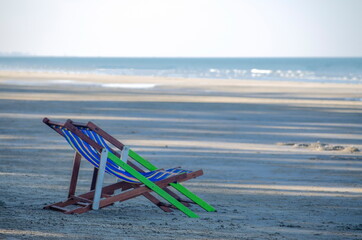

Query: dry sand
[[0, 71, 361, 239]]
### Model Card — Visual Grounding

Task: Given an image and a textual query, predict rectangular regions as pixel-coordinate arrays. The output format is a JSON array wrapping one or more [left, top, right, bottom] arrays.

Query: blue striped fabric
[[52, 125, 191, 183]]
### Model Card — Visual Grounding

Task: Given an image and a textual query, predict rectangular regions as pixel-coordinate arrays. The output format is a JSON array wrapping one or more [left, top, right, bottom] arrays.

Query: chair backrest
[[45, 119, 141, 183], [44, 118, 177, 183]]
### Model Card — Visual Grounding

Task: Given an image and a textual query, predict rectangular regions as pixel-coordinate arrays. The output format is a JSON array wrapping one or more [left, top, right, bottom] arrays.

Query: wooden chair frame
[[42, 118, 215, 217]]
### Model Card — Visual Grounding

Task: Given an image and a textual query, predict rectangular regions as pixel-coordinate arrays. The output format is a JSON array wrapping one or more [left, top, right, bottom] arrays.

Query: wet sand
[[0, 71, 361, 239]]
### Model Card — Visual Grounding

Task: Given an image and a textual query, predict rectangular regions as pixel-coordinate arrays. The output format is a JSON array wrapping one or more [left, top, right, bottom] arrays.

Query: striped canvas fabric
[[50, 125, 191, 183]]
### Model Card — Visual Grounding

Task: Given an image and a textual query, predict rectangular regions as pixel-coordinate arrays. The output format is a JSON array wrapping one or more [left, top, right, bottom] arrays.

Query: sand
[[0, 71, 361, 240]]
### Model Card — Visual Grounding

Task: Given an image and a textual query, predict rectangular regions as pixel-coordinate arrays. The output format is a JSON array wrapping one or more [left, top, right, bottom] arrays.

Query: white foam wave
[[1, 79, 156, 89], [1, 80, 47, 86], [251, 69, 272, 74], [102, 83, 156, 89], [50, 80, 79, 84]]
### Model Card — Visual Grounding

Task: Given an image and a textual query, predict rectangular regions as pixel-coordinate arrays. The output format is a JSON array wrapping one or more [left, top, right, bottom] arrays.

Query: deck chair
[[42, 118, 216, 218]]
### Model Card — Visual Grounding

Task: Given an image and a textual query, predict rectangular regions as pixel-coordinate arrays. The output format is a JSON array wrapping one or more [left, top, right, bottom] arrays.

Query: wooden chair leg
[[68, 152, 82, 198], [90, 167, 98, 191]]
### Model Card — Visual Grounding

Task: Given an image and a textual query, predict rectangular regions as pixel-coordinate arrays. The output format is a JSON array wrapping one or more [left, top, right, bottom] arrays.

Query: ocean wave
[[1, 57, 361, 84]]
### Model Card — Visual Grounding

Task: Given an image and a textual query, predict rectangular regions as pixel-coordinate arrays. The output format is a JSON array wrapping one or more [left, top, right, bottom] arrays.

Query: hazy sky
[[0, 0, 361, 57]]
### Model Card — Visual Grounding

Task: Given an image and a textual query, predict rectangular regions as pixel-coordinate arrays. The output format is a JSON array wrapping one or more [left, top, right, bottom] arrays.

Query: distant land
[[0, 52, 31, 57]]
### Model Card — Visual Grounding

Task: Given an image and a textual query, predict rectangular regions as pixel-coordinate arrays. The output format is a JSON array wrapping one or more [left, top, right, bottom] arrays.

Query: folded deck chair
[[43, 118, 215, 218]]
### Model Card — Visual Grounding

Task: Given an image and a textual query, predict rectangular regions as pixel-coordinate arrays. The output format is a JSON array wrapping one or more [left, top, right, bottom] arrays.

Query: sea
[[0, 57, 361, 84]]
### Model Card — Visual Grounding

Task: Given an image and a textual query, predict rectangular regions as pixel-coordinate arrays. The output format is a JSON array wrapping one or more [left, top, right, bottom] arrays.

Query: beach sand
[[0, 71, 361, 239]]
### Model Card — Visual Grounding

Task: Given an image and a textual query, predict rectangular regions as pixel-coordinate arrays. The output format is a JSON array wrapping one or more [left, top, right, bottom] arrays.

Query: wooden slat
[[71, 196, 93, 203], [48, 205, 68, 213], [75, 202, 91, 207]]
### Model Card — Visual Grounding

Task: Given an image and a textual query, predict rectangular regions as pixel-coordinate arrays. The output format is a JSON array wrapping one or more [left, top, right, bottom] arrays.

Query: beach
[[0, 71, 361, 239]]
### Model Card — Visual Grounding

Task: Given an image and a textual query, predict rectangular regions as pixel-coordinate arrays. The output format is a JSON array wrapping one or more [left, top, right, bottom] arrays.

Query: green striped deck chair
[[43, 118, 216, 218]]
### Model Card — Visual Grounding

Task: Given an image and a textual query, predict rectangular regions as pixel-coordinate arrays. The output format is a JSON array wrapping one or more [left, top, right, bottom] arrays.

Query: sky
[[0, 0, 361, 57]]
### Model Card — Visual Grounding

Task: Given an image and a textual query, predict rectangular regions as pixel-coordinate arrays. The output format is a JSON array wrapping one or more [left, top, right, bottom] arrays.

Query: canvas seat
[[58, 125, 192, 183]]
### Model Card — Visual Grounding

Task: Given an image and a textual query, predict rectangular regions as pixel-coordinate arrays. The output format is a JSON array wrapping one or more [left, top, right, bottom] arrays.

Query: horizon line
[[0, 55, 361, 59]]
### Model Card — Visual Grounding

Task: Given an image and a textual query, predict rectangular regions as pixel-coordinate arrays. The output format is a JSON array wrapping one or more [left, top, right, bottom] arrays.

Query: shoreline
[[1, 71, 362, 107], [1, 70, 362, 87]]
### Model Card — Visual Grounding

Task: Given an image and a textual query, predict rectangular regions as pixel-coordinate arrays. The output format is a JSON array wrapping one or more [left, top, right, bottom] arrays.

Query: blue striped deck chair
[[43, 118, 216, 218]]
